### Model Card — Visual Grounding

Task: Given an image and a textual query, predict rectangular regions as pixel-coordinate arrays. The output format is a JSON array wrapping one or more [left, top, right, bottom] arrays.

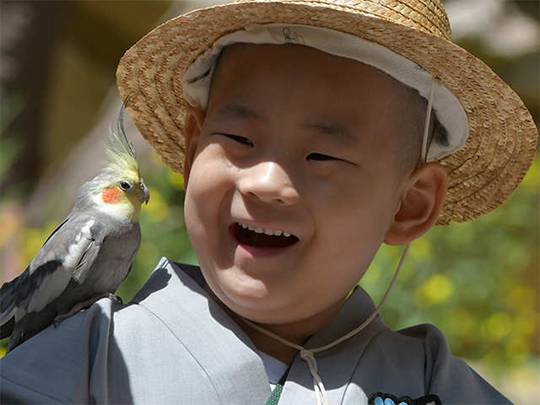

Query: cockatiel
[[0, 108, 149, 352]]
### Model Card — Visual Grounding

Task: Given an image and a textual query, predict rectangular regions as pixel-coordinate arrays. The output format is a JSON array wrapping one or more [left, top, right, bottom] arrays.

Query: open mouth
[[230, 222, 299, 249]]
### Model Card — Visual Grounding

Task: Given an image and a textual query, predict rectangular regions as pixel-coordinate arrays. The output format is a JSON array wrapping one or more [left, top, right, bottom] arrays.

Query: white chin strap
[[183, 23, 469, 162], [422, 80, 437, 162], [242, 244, 411, 405]]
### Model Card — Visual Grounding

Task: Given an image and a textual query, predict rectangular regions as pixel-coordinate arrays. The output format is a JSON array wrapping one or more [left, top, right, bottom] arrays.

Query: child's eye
[[306, 152, 341, 161], [213, 133, 254, 147]]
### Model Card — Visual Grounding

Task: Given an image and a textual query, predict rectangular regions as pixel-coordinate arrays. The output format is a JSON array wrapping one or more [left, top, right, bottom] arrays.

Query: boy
[[1, 0, 537, 404]]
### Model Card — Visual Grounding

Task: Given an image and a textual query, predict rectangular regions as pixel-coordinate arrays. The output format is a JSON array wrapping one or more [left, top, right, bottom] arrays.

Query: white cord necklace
[[243, 243, 410, 405]]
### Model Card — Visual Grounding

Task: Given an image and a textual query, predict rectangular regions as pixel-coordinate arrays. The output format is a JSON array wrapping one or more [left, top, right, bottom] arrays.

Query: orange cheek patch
[[102, 187, 123, 204]]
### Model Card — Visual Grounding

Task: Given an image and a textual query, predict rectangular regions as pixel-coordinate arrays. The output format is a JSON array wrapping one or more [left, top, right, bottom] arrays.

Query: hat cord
[[242, 78, 435, 405], [243, 243, 410, 405], [421, 79, 436, 162]]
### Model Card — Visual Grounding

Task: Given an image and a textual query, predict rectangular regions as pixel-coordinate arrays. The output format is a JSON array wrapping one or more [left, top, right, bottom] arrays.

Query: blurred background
[[0, 0, 538, 401]]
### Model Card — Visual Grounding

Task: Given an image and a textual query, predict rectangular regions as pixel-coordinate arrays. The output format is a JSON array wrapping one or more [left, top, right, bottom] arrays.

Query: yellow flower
[[415, 274, 454, 306]]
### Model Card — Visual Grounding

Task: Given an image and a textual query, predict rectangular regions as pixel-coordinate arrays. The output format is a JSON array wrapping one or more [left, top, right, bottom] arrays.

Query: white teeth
[[236, 222, 294, 238]]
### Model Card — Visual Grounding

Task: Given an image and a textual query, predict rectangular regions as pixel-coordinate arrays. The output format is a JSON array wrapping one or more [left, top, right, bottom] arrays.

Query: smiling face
[[183, 44, 427, 325]]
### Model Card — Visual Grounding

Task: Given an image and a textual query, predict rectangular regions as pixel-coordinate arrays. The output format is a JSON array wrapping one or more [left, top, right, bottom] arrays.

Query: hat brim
[[116, 1, 538, 225]]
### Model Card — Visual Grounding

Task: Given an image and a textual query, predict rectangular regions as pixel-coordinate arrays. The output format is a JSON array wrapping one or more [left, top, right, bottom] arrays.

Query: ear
[[384, 163, 448, 245], [183, 106, 205, 186]]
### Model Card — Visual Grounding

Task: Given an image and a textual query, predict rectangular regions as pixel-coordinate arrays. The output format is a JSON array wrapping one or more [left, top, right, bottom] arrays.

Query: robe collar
[[134, 258, 387, 404]]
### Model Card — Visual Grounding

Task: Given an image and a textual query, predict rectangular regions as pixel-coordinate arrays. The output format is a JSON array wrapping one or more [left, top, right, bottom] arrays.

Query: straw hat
[[116, 0, 538, 225]]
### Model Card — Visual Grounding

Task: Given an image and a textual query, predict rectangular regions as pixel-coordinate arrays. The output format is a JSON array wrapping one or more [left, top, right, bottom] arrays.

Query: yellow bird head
[[84, 105, 150, 222]]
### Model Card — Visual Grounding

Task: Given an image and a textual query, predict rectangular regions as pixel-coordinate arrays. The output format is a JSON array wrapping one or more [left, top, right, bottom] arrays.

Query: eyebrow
[[212, 103, 358, 144], [303, 119, 357, 145], [214, 103, 264, 122]]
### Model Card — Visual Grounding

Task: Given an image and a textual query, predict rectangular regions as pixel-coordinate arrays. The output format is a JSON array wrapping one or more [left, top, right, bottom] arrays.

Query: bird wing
[[39, 216, 71, 247], [0, 216, 103, 325], [71, 232, 102, 284]]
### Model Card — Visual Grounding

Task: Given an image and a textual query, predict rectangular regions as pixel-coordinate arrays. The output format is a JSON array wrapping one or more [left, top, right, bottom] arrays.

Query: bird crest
[[105, 102, 140, 179]]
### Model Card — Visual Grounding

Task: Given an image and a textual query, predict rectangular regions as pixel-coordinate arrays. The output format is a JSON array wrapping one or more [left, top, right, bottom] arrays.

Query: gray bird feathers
[[0, 102, 148, 352]]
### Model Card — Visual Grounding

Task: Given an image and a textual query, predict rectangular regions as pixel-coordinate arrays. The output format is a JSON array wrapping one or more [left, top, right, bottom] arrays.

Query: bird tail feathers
[[0, 269, 26, 328]]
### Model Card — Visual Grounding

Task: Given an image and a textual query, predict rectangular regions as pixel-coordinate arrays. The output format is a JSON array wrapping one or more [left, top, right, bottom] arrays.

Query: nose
[[237, 161, 299, 206]]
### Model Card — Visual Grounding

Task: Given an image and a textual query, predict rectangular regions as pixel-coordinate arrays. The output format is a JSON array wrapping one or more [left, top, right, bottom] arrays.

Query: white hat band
[[183, 23, 469, 162]]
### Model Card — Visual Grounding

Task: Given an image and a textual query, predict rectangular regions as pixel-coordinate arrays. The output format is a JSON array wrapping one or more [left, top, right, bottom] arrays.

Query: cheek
[[184, 146, 234, 239], [311, 176, 397, 260]]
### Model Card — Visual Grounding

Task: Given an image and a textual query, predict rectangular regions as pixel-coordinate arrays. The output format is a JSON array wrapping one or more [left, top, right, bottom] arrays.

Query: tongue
[[232, 224, 298, 248]]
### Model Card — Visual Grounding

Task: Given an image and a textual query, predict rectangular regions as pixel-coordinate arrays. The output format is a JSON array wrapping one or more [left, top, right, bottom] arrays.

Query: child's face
[[184, 44, 415, 325]]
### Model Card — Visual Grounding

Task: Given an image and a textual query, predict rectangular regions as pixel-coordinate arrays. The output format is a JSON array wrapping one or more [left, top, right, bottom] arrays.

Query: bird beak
[[141, 182, 150, 205]]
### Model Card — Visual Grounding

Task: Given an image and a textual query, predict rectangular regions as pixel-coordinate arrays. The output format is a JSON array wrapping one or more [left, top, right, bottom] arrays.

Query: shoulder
[[358, 323, 511, 404], [0, 258, 186, 404]]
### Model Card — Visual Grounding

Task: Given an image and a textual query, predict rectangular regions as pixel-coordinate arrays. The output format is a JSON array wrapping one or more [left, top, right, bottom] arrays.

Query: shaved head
[[392, 86, 447, 176], [392, 86, 427, 175]]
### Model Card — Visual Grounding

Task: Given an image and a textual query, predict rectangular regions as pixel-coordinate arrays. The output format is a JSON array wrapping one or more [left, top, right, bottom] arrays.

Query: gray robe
[[0, 258, 510, 404]]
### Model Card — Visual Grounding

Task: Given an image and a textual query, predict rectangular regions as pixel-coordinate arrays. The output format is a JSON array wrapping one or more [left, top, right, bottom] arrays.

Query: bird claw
[[53, 312, 73, 326], [53, 308, 82, 325], [108, 293, 123, 304], [53, 293, 115, 326]]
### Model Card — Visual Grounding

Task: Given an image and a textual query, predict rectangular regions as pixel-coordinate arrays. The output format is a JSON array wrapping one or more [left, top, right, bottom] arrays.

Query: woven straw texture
[[116, 0, 538, 225]]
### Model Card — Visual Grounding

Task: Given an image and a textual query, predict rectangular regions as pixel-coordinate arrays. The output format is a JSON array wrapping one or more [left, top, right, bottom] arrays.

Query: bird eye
[[119, 181, 132, 191]]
